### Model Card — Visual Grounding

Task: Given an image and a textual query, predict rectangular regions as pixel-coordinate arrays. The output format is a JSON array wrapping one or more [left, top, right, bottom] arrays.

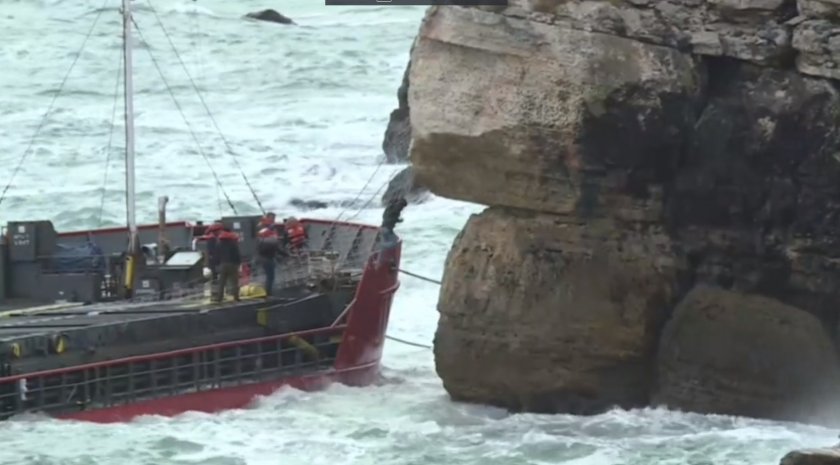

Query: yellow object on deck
[[288, 335, 320, 361], [239, 283, 266, 300], [124, 254, 136, 292]]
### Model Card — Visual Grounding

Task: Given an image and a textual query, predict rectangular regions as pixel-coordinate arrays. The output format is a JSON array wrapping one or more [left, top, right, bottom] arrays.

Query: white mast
[[122, 0, 138, 253]]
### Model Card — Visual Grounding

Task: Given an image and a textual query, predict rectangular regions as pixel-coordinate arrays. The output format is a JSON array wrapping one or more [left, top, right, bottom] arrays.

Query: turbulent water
[[0, 1, 835, 464]]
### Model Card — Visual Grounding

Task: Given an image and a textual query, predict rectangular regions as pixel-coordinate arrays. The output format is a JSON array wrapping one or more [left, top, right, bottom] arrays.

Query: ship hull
[[55, 360, 380, 423], [0, 216, 402, 424]]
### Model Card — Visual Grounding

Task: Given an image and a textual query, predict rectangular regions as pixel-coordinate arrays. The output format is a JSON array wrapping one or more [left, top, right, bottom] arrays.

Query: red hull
[[56, 361, 380, 423]]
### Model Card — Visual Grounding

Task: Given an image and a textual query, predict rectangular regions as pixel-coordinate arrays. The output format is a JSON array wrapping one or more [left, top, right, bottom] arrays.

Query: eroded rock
[[381, 166, 429, 206], [653, 285, 840, 425], [383, 59, 412, 163], [408, 1, 840, 425], [781, 448, 840, 465], [435, 208, 679, 413], [409, 6, 702, 217]]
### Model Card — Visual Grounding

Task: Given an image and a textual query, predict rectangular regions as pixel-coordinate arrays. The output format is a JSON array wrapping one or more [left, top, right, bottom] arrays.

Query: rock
[[244, 9, 295, 25], [435, 208, 679, 413], [781, 448, 840, 465], [406, 2, 840, 425], [382, 59, 412, 164], [793, 19, 840, 79], [669, 60, 840, 328], [409, 6, 703, 217], [381, 166, 430, 206], [288, 198, 329, 211], [798, 0, 840, 19], [652, 285, 840, 425]]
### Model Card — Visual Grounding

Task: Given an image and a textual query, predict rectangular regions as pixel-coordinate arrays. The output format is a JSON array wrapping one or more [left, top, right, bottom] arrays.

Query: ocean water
[[0, 1, 835, 464]]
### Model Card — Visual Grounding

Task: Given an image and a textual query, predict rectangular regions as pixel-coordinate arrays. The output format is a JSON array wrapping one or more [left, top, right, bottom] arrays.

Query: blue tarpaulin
[[52, 241, 105, 273]]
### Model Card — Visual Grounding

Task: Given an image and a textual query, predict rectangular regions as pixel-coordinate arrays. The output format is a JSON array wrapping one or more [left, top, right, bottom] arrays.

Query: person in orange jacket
[[256, 216, 282, 297], [284, 217, 307, 253], [205, 222, 241, 303]]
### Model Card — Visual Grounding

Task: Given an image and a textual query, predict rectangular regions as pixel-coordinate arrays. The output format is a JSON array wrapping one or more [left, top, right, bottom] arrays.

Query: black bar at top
[[326, 0, 508, 5]]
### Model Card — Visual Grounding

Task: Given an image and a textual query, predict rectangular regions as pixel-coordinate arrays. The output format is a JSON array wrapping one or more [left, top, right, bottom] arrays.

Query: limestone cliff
[[410, 0, 840, 425]]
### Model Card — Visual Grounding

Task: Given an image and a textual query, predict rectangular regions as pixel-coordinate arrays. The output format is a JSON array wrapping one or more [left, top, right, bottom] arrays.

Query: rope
[[98, 45, 125, 227], [385, 335, 431, 349], [145, 0, 266, 215], [0, 0, 111, 208], [130, 15, 238, 215], [397, 268, 442, 285]]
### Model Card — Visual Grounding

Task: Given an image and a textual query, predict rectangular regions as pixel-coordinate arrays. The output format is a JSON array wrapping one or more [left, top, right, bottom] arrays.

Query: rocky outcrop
[[244, 9, 295, 25], [381, 166, 429, 206], [653, 285, 840, 424], [382, 60, 412, 164], [410, 0, 840, 425], [781, 448, 840, 465], [436, 208, 678, 413]]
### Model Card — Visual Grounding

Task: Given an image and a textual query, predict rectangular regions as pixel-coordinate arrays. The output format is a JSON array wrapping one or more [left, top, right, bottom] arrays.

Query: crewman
[[256, 224, 281, 297], [206, 222, 241, 303], [259, 211, 278, 232], [202, 221, 225, 281], [381, 197, 408, 235], [284, 217, 307, 253]]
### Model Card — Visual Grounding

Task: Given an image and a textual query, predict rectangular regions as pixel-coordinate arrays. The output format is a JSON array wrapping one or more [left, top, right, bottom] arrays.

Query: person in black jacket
[[206, 223, 241, 303]]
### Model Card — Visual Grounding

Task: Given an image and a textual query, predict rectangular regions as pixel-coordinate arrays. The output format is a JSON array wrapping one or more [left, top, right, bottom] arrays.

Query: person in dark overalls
[[206, 223, 241, 303], [380, 197, 408, 246]]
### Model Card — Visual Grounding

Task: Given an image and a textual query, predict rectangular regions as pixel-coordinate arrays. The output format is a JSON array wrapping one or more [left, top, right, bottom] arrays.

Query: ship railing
[[0, 325, 346, 420]]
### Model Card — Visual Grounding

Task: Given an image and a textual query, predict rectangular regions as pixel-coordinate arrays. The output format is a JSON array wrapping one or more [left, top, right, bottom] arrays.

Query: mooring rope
[[386, 334, 432, 349], [397, 268, 442, 285]]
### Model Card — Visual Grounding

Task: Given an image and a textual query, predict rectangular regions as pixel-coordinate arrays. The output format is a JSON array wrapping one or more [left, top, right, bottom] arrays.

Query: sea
[[0, 1, 836, 464]]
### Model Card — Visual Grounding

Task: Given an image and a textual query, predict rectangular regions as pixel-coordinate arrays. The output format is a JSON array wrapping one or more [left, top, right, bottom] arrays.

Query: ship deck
[[0, 296, 278, 341]]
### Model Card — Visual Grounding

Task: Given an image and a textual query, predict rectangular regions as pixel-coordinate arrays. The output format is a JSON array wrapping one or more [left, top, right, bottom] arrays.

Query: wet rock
[[409, 6, 702, 217], [669, 60, 840, 328], [653, 285, 840, 426], [382, 59, 412, 164], [780, 448, 840, 465], [288, 198, 329, 211], [381, 166, 429, 206], [244, 9, 295, 25], [435, 208, 678, 413], [407, 2, 840, 425]]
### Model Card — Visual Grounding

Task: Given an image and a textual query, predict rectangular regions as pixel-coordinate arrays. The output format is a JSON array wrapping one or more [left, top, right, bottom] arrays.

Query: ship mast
[[122, 0, 138, 254]]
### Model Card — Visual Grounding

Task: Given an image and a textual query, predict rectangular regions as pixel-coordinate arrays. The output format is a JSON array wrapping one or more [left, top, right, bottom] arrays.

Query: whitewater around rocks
[[0, 1, 835, 463]]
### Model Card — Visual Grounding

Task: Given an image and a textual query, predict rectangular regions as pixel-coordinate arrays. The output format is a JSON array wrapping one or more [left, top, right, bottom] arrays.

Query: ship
[[0, 1, 402, 423]]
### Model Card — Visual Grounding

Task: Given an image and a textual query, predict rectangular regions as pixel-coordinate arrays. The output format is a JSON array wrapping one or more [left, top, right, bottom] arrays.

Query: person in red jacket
[[284, 217, 307, 252], [205, 222, 241, 303]]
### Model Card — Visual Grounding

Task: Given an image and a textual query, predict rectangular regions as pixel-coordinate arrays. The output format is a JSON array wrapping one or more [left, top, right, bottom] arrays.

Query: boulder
[[409, 5, 703, 217], [652, 285, 840, 426], [435, 207, 679, 413], [381, 166, 429, 206], [781, 448, 840, 465], [244, 9, 295, 25]]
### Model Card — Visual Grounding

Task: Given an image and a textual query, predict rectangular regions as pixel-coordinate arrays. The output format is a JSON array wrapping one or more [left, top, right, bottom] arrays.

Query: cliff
[[409, 0, 840, 425]]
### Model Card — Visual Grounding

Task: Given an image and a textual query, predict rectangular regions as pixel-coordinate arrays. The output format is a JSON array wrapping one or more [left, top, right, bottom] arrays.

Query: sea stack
[[406, 1, 840, 425]]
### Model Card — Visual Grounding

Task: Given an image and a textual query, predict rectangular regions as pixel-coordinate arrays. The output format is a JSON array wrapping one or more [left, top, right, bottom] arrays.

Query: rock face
[[381, 166, 429, 206], [410, 0, 840, 425], [654, 285, 840, 424], [781, 448, 840, 465], [382, 59, 412, 164]]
